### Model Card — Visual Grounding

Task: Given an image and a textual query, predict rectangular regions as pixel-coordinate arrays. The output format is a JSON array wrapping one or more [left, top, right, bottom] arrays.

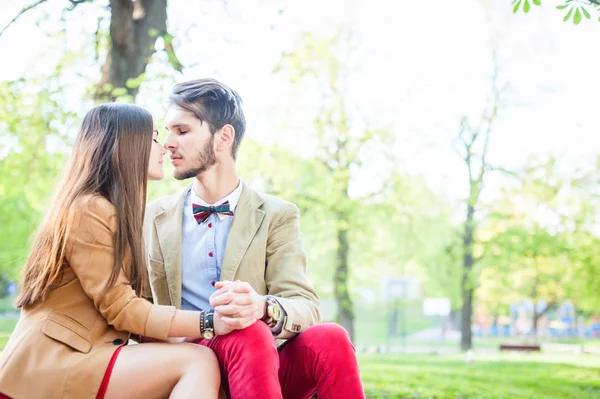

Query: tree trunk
[[531, 257, 540, 337], [97, 0, 168, 100], [460, 203, 475, 351], [532, 282, 538, 336], [449, 310, 458, 330], [532, 304, 553, 339], [334, 213, 354, 341]]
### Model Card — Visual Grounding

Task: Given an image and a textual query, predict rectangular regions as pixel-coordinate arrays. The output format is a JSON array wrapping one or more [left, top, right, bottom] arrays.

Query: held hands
[[212, 311, 236, 336], [210, 280, 266, 332]]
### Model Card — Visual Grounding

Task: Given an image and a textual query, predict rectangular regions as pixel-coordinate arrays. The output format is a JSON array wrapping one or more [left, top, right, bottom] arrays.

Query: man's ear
[[215, 124, 235, 153]]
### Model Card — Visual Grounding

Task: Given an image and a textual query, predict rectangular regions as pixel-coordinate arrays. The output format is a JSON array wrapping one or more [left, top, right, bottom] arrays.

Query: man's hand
[[210, 280, 266, 330]]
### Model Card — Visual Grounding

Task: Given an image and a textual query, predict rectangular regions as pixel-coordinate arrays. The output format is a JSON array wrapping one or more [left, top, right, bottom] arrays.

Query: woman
[[0, 103, 220, 399]]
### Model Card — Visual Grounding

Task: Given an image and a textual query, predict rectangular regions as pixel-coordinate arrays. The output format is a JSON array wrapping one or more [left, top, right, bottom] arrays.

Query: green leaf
[[524, 0, 531, 13], [111, 87, 128, 97], [563, 7, 573, 22], [513, 0, 522, 13], [556, 4, 569, 10], [125, 74, 145, 89], [582, 7, 591, 19], [532, 0, 541, 5], [162, 33, 173, 45], [573, 8, 582, 24]]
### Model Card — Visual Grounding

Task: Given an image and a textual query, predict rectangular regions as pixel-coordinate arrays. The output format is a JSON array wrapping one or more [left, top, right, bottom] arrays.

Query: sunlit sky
[[1, 0, 599, 205]]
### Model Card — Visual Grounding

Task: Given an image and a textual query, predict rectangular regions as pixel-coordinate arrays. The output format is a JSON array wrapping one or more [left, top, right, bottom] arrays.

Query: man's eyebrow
[[164, 123, 191, 131]]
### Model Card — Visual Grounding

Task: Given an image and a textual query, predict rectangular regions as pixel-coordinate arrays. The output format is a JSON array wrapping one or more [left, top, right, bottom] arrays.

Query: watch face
[[270, 304, 281, 321], [203, 330, 214, 340]]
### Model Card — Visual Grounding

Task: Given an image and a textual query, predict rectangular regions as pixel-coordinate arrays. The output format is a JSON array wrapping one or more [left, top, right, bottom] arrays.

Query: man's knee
[[302, 323, 350, 341], [222, 321, 277, 356], [232, 320, 274, 342], [211, 321, 278, 380], [300, 323, 354, 355]]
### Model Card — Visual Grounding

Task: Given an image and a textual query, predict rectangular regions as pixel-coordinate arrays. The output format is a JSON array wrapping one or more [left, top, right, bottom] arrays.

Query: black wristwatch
[[200, 310, 215, 340]]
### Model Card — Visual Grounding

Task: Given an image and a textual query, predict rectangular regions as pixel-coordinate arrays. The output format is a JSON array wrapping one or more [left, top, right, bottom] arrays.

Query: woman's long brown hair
[[15, 103, 152, 307]]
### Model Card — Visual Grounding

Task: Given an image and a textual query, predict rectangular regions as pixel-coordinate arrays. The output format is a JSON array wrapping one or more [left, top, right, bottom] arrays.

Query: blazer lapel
[[221, 185, 265, 281], [153, 184, 190, 308]]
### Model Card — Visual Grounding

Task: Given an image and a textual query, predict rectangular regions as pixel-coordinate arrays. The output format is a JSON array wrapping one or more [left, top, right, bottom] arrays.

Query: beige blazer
[[0, 196, 178, 399], [144, 183, 321, 339]]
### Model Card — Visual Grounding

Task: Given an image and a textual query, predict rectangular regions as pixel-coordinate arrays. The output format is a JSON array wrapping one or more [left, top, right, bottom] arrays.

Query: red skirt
[[0, 345, 123, 399]]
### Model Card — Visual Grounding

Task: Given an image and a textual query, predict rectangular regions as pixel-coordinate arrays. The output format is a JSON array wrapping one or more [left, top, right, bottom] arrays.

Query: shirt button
[[112, 339, 124, 345], [208, 223, 212, 228], [208, 252, 213, 257]]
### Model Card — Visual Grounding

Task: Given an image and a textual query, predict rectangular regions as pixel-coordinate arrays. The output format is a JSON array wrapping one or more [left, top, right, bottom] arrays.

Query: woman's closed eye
[[153, 139, 160, 144]]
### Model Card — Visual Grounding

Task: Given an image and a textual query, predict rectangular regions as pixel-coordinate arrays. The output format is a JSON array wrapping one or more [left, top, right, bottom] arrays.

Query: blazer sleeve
[[265, 203, 321, 339], [65, 197, 176, 340]]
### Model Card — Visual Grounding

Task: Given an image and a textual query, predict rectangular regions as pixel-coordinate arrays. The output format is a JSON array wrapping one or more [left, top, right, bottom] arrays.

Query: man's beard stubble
[[173, 136, 217, 180]]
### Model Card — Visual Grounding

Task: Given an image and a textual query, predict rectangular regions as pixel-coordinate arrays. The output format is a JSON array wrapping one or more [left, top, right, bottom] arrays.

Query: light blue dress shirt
[[180, 183, 242, 311]]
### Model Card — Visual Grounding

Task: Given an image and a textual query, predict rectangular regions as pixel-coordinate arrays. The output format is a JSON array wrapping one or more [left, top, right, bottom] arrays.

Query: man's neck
[[193, 163, 240, 204]]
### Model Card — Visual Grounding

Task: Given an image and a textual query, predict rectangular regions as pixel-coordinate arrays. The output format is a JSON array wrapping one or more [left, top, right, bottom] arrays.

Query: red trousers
[[197, 322, 365, 399]]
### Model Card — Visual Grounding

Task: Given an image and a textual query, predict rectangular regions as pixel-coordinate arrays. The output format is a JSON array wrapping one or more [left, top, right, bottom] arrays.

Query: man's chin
[[173, 167, 204, 181], [173, 171, 191, 181]]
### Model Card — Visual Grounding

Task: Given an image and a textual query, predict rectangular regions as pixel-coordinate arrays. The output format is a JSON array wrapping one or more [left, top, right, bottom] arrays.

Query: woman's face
[[148, 124, 166, 181]]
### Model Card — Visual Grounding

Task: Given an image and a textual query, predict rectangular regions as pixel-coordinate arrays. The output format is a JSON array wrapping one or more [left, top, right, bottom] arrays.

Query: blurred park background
[[1, 0, 600, 397]]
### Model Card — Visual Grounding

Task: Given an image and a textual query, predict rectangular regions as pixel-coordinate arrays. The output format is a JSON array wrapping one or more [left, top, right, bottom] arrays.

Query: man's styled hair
[[169, 78, 246, 159]]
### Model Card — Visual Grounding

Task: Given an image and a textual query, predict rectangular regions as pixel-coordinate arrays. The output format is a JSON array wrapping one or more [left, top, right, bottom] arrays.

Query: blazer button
[[112, 338, 124, 345]]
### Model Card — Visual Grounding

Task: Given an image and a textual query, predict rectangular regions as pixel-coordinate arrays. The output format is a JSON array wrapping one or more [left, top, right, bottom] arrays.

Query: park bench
[[498, 343, 541, 352]]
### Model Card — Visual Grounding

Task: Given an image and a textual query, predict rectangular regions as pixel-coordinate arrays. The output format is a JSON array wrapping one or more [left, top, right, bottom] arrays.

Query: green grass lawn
[[359, 353, 600, 399]]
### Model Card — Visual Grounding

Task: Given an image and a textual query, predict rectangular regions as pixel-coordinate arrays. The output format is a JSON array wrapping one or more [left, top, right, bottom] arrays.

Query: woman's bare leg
[[104, 342, 220, 399]]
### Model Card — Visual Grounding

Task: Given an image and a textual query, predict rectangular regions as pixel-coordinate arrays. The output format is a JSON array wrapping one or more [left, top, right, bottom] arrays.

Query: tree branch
[[487, 165, 519, 178], [0, 0, 48, 38], [163, 33, 184, 72], [477, 51, 501, 184], [534, 301, 558, 320]]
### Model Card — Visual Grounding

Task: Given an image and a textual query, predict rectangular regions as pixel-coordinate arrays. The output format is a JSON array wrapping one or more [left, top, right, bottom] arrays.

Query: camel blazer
[[144, 183, 321, 339], [0, 196, 178, 399]]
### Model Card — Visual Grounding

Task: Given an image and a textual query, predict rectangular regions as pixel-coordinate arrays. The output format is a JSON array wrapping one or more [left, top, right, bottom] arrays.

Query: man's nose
[[164, 134, 176, 150]]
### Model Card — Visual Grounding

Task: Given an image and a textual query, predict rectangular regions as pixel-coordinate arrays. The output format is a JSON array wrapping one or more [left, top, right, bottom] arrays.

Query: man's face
[[164, 106, 216, 180]]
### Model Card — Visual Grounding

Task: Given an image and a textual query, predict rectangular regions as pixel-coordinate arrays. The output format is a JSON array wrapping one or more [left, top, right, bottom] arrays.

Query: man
[[144, 78, 365, 399]]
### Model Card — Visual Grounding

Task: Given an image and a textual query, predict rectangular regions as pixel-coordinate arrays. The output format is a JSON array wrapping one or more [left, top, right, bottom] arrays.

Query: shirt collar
[[191, 180, 243, 220]]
